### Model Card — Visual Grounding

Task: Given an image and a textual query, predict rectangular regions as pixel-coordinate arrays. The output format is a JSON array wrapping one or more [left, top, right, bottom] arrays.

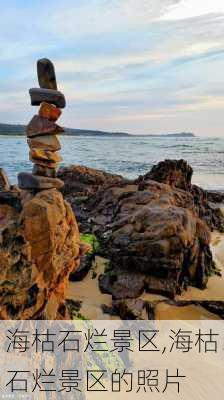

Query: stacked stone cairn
[[18, 58, 65, 190]]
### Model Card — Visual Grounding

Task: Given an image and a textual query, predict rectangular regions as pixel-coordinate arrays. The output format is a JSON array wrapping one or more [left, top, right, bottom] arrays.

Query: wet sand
[[67, 256, 118, 320], [67, 232, 224, 320], [154, 302, 221, 320]]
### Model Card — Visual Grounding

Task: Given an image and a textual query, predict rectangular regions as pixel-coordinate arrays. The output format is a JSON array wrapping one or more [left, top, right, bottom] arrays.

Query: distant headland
[[0, 122, 195, 137]]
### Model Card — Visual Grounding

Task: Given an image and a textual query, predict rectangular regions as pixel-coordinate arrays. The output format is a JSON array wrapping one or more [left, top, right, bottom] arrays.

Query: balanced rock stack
[[18, 58, 65, 190]]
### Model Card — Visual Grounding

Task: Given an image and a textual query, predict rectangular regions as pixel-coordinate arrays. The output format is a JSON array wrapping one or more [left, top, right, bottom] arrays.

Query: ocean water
[[1, 135, 224, 190]]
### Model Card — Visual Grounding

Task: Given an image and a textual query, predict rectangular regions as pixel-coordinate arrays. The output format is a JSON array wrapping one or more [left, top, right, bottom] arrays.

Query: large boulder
[[93, 179, 213, 299], [0, 189, 83, 319], [57, 160, 221, 300]]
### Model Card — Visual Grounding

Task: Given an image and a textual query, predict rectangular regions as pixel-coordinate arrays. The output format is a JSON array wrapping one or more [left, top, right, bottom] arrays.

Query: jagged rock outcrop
[[59, 160, 219, 300], [137, 159, 193, 191], [0, 189, 83, 319], [137, 159, 224, 232], [96, 179, 213, 298]]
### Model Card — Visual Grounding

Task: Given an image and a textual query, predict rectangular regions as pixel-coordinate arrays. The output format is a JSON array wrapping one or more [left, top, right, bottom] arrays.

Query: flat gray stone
[[18, 172, 64, 190], [37, 58, 57, 90], [29, 88, 66, 108]]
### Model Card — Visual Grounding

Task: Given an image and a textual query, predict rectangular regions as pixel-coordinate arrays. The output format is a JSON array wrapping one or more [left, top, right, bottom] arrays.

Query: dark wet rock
[[101, 304, 118, 316], [191, 185, 224, 232], [112, 299, 155, 320], [69, 254, 93, 281], [37, 58, 57, 90], [29, 88, 66, 108], [206, 190, 224, 203], [66, 299, 82, 316], [98, 273, 117, 295], [137, 159, 193, 191], [0, 191, 22, 213], [18, 172, 64, 190], [197, 301, 224, 319], [99, 272, 146, 299]]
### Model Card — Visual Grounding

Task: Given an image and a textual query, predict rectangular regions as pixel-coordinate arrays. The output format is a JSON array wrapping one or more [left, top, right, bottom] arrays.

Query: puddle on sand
[[67, 231, 224, 320]]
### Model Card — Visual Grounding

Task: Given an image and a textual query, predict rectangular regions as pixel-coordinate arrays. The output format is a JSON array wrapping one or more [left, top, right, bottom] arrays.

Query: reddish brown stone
[[39, 102, 61, 121], [0, 189, 89, 319], [26, 115, 64, 138]]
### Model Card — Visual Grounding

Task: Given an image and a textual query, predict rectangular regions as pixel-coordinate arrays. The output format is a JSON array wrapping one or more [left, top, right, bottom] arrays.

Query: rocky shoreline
[[58, 159, 224, 320], [1, 157, 224, 320]]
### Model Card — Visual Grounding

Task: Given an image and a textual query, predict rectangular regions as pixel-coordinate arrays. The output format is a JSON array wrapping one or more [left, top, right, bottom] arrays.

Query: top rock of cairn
[[18, 58, 65, 190], [29, 58, 66, 108], [37, 58, 57, 90]]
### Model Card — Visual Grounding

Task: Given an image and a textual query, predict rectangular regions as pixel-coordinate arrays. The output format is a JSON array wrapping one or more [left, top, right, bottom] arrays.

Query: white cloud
[[0, 0, 224, 136], [49, 0, 179, 38], [161, 0, 224, 20]]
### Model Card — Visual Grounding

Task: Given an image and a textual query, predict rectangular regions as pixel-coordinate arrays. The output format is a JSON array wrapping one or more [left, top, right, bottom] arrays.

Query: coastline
[[1, 156, 224, 320]]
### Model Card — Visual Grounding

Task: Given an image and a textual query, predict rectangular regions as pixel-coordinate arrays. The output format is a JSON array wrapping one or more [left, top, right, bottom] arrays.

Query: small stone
[[30, 148, 62, 163], [26, 115, 64, 138], [28, 135, 61, 151], [37, 58, 57, 90], [30, 159, 58, 169], [0, 168, 10, 191], [18, 172, 64, 190], [32, 164, 57, 178], [39, 102, 61, 121], [29, 88, 66, 108]]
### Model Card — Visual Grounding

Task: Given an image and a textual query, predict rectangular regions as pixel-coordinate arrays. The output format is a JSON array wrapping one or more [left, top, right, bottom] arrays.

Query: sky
[[0, 0, 224, 136]]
